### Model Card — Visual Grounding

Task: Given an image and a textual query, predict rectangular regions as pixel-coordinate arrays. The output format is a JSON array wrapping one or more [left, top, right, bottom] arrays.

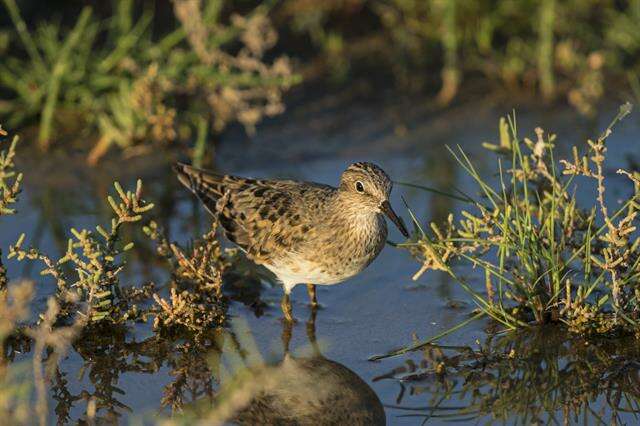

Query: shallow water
[[2, 93, 640, 424]]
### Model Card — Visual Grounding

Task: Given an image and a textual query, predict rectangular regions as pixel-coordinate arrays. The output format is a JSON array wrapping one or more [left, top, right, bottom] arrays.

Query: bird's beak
[[381, 200, 409, 238]]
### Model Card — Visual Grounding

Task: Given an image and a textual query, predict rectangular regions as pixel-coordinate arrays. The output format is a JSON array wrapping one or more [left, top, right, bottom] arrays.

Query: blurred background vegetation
[[1, 0, 640, 163]]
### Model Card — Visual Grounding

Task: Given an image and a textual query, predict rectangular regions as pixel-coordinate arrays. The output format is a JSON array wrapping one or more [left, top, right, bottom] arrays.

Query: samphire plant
[[404, 103, 640, 337], [0, 124, 21, 290], [1, 120, 232, 329], [0, 123, 235, 423], [8, 179, 154, 322], [0, 126, 85, 426]]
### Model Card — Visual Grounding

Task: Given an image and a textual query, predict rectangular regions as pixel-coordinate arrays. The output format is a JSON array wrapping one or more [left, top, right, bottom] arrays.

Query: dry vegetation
[[0, 125, 20, 290], [402, 103, 640, 339], [2, 0, 639, 161], [145, 220, 232, 335]]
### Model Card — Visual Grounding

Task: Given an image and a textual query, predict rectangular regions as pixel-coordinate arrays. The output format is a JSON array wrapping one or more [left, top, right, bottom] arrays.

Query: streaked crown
[[339, 162, 392, 200]]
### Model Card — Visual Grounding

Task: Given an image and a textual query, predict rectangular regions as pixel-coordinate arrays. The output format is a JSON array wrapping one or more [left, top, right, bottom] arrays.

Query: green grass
[[398, 103, 640, 345], [284, 0, 640, 112], [4, 0, 640, 154], [0, 0, 300, 163]]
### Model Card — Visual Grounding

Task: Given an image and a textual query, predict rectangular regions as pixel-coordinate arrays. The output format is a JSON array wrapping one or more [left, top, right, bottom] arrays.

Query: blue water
[[1, 94, 639, 424]]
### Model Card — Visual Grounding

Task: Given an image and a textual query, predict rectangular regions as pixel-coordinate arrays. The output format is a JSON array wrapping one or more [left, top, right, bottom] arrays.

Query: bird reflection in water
[[184, 310, 386, 426]]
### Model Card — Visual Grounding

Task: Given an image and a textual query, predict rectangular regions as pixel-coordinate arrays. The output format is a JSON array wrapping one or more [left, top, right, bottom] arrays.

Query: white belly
[[264, 259, 357, 294]]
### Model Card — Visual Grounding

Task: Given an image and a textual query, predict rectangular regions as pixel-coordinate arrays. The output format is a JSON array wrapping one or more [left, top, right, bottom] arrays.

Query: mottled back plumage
[[175, 164, 332, 263]]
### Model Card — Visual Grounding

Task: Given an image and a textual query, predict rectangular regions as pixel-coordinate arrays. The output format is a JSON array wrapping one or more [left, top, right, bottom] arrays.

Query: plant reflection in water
[[39, 290, 386, 425], [376, 327, 640, 424]]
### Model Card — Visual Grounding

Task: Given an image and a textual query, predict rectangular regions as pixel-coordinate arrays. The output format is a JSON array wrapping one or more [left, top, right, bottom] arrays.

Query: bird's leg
[[306, 284, 318, 308], [281, 292, 294, 322], [281, 318, 293, 354]]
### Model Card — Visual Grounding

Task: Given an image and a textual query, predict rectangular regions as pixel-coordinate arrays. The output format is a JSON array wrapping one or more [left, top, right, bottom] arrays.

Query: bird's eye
[[355, 181, 365, 193]]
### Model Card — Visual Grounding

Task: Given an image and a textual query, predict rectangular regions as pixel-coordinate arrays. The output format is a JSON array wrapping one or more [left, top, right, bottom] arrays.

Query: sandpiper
[[174, 162, 409, 321]]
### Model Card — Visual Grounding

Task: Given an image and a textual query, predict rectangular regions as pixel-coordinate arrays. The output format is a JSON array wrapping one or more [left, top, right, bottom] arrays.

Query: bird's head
[[339, 162, 409, 237]]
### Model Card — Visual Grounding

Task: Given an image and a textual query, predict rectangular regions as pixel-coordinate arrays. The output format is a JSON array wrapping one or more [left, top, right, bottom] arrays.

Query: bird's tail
[[173, 163, 226, 214]]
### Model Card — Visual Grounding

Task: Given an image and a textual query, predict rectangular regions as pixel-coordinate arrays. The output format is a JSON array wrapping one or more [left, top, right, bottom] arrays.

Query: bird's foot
[[279, 316, 298, 325], [308, 301, 323, 310], [306, 284, 320, 309]]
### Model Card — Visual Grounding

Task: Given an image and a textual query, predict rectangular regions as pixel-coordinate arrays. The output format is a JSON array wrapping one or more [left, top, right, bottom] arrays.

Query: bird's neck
[[327, 192, 387, 246]]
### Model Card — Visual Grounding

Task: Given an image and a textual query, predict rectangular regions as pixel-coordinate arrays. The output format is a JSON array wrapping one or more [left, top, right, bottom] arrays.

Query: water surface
[[2, 93, 639, 424]]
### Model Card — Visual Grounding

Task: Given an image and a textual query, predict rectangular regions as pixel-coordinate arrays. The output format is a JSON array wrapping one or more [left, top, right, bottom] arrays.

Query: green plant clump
[[1, 119, 233, 329], [0, 0, 299, 163], [283, 0, 640, 112], [8, 179, 154, 322], [405, 103, 640, 336]]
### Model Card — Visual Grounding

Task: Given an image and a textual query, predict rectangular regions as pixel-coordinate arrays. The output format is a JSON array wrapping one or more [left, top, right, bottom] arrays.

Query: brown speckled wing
[[174, 163, 331, 264], [219, 184, 308, 262]]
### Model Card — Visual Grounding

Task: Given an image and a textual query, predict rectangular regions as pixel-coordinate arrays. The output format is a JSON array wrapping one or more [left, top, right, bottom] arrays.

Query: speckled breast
[[312, 212, 388, 284]]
